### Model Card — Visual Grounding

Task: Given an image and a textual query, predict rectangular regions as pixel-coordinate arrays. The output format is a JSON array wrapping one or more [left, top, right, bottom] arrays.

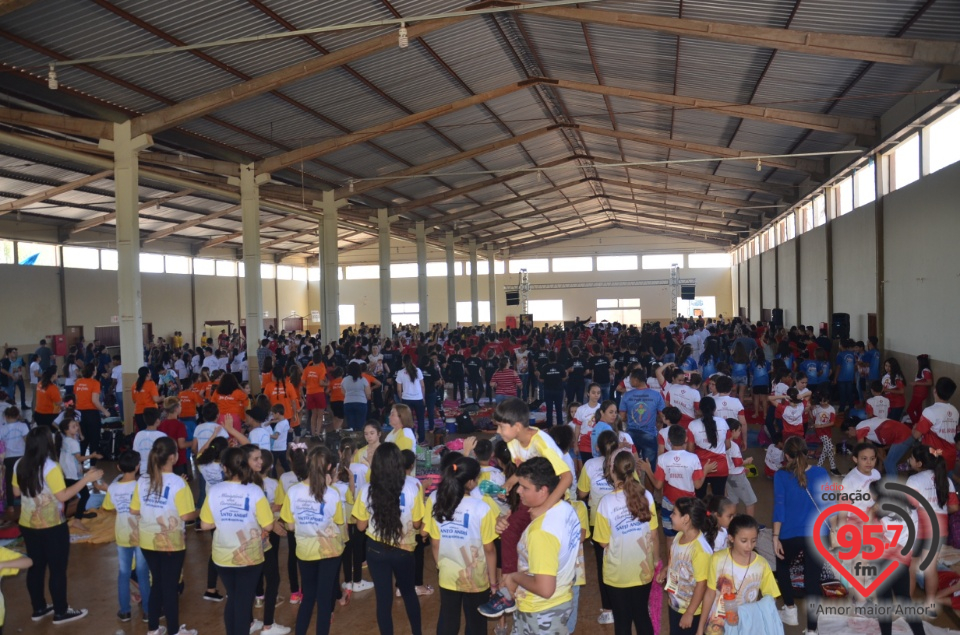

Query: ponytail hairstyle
[[674, 496, 717, 546], [338, 437, 358, 483], [306, 445, 337, 503], [705, 495, 735, 545], [785, 387, 802, 405], [699, 396, 719, 447], [259, 449, 274, 475], [369, 442, 406, 546], [288, 443, 309, 480], [240, 444, 265, 488], [147, 436, 178, 497], [783, 435, 810, 488], [402, 355, 417, 382], [596, 429, 620, 485], [493, 440, 515, 480], [434, 456, 481, 522], [222, 447, 255, 484], [611, 451, 651, 523], [16, 427, 58, 498], [162, 395, 180, 417], [910, 445, 950, 507], [135, 366, 150, 392], [196, 437, 229, 466]]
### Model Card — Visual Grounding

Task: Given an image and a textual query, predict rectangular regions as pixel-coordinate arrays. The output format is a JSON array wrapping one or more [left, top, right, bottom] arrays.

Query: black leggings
[[21, 523, 70, 614], [142, 548, 186, 631], [256, 533, 281, 626], [218, 563, 263, 635], [297, 556, 342, 635], [438, 588, 488, 635], [468, 376, 482, 402], [78, 409, 102, 465], [775, 537, 822, 632], [450, 376, 465, 402], [608, 583, 653, 635], [668, 607, 698, 635], [64, 478, 90, 517], [695, 476, 728, 500], [414, 534, 426, 586], [207, 554, 219, 590], [878, 563, 924, 635], [342, 524, 366, 584], [590, 536, 612, 610], [366, 539, 421, 635], [3, 456, 19, 507], [287, 532, 300, 593]]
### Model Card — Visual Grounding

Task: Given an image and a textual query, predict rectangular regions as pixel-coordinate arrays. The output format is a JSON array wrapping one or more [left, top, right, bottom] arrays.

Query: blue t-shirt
[[799, 360, 820, 385], [750, 361, 770, 387], [776, 353, 794, 372], [862, 349, 881, 380], [699, 355, 717, 379], [619, 388, 665, 434], [817, 361, 832, 384], [680, 357, 698, 372], [836, 351, 857, 382], [731, 362, 748, 380], [773, 466, 833, 539], [590, 421, 614, 458]]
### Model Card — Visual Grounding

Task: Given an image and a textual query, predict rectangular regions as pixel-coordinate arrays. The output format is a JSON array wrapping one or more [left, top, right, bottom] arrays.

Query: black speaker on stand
[[832, 313, 850, 340], [680, 285, 696, 300], [771, 308, 784, 328]]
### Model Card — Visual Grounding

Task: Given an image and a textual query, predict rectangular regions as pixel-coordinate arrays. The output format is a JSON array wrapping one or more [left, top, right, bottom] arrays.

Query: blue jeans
[[118, 544, 151, 614], [115, 391, 124, 420], [597, 383, 611, 401], [884, 436, 917, 476], [569, 584, 581, 633], [628, 428, 659, 471], [519, 373, 530, 400], [424, 393, 437, 434], [838, 381, 855, 412], [6, 378, 26, 407], [402, 398, 426, 442], [544, 389, 564, 427], [344, 402, 368, 432]]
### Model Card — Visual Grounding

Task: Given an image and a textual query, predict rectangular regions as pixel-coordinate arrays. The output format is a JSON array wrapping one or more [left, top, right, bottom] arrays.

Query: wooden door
[[65, 326, 83, 350]]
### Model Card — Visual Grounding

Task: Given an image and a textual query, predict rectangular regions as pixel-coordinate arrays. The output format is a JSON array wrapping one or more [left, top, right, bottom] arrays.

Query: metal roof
[[0, 0, 957, 257]]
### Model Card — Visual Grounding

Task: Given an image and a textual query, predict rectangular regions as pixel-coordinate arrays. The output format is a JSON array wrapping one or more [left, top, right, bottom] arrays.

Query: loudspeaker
[[772, 308, 784, 328], [832, 313, 850, 340], [680, 285, 696, 300], [505, 291, 520, 306]]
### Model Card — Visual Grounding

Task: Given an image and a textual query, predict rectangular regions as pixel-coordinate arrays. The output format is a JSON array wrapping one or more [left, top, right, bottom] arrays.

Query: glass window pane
[[140, 252, 164, 273], [213, 260, 234, 277], [426, 262, 447, 277], [165, 255, 190, 274], [930, 108, 960, 174], [527, 299, 563, 324], [813, 195, 826, 226], [238, 262, 245, 278], [276, 265, 293, 280], [17, 241, 57, 266], [345, 265, 378, 280], [0, 240, 12, 264], [62, 246, 99, 269], [642, 254, 683, 269], [893, 134, 920, 190], [339, 305, 355, 325], [494, 260, 505, 274], [619, 298, 640, 308], [786, 214, 796, 240], [508, 258, 549, 274], [688, 253, 731, 268], [308, 267, 320, 281], [854, 162, 876, 206], [292, 267, 307, 282], [391, 313, 420, 326], [597, 299, 618, 309], [596, 255, 637, 271], [466, 261, 493, 276], [552, 256, 592, 272], [456, 301, 491, 324], [390, 263, 418, 278], [258, 263, 274, 279], [193, 258, 214, 276], [837, 177, 854, 215]]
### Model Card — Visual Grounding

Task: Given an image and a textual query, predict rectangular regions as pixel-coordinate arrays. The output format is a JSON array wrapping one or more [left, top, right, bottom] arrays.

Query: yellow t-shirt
[[425, 493, 499, 592], [103, 479, 139, 547], [577, 456, 614, 527], [592, 489, 659, 588], [385, 428, 416, 453], [200, 481, 274, 567], [570, 499, 589, 586], [704, 549, 780, 635], [350, 446, 374, 486], [352, 479, 424, 551], [516, 501, 581, 614], [507, 430, 570, 477], [279, 482, 345, 561], [131, 473, 196, 552], [0, 546, 25, 626], [13, 459, 66, 529], [666, 531, 713, 615]]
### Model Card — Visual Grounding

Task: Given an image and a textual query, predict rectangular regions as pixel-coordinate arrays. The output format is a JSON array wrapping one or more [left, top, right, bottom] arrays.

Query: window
[[17, 241, 57, 266], [892, 133, 920, 190], [238, 262, 245, 277], [854, 162, 876, 206], [786, 213, 796, 240], [214, 260, 235, 277], [508, 258, 548, 274], [426, 261, 462, 277], [339, 304, 355, 325], [390, 263, 418, 278], [345, 265, 379, 280], [165, 255, 190, 275], [338, 267, 343, 281], [797, 203, 813, 234], [62, 246, 99, 269], [456, 301, 491, 324], [552, 256, 592, 273], [193, 258, 215, 276], [308, 267, 320, 281], [688, 253, 731, 268], [465, 260, 504, 275], [813, 194, 826, 227], [677, 296, 717, 318], [642, 254, 683, 269], [391, 302, 420, 326], [527, 299, 563, 324], [595, 299, 641, 325], [258, 263, 274, 279], [292, 267, 307, 282], [139, 252, 164, 273], [276, 265, 293, 280], [929, 108, 960, 174], [0, 240, 12, 264], [596, 255, 637, 271], [836, 176, 854, 216]]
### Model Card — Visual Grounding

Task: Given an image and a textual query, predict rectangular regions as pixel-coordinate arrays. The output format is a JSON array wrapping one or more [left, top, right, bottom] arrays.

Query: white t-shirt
[[714, 395, 745, 421], [194, 422, 228, 452], [396, 368, 425, 401], [249, 426, 273, 452], [765, 445, 784, 473], [280, 470, 299, 494], [65, 364, 79, 387], [866, 395, 890, 419], [30, 361, 41, 385], [174, 359, 188, 380], [841, 468, 880, 514], [573, 403, 600, 454], [0, 421, 29, 457], [655, 449, 704, 502], [726, 443, 745, 476], [111, 364, 123, 392], [666, 384, 700, 418], [272, 419, 290, 452], [198, 462, 224, 492], [133, 430, 168, 473], [59, 435, 82, 480]]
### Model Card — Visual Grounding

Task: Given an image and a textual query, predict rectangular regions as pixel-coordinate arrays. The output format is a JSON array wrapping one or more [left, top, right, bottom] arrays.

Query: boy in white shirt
[[1, 407, 28, 508], [764, 440, 785, 478], [246, 406, 273, 452], [723, 419, 757, 517], [131, 408, 167, 475], [640, 424, 711, 535], [271, 404, 291, 476]]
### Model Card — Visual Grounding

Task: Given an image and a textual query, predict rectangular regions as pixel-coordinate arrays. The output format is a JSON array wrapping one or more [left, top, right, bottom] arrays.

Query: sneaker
[[52, 608, 88, 624], [262, 625, 291, 635], [118, 611, 132, 622], [477, 591, 516, 618], [148, 627, 168, 635], [204, 590, 225, 602], [341, 582, 353, 592], [176, 627, 197, 635], [32, 605, 54, 621], [831, 468, 842, 476], [598, 610, 614, 625], [250, 618, 264, 633], [352, 579, 374, 592], [289, 592, 302, 605], [255, 596, 265, 608], [779, 604, 799, 626]]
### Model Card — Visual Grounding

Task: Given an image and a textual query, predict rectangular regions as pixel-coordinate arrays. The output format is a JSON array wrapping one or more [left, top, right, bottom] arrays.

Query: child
[[665, 368, 701, 426], [589, 399, 624, 458], [247, 406, 273, 452], [698, 515, 779, 635], [401, 448, 433, 597], [881, 358, 906, 422], [723, 419, 757, 517], [157, 397, 189, 477], [332, 438, 361, 596], [281, 443, 310, 604], [593, 451, 659, 634], [0, 549, 33, 635], [705, 497, 736, 554], [473, 439, 505, 487], [1, 407, 28, 507], [575, 384, 603, 462], [495, 397, 572, 506], [749, 350, 771, 419], [913, 377, 959, 471], [763, 440, 784, 478], [328, 368, 345, 431], [385, 403, 417, 453], [271, 404, 291, 475], [101, 450, 151, 622], [547, 425, 578, 502], [58, 416, 101, 520], [657, 407, 690, 454], [907, 354, 934, 426], [251, 448, 288, 635], [688, 397, 731, 499], [192, 402, 228, 506], [811, 390, 839, 474], [350, 420, 381, 488], [641, 425, 710, 536], [712, 376, 747, 448], [661, 497, 716, 635], [194, 435, 228, 601], [775, 388, 806, 440], [177, 377, 203, 457], [425, 456, 499, 635], [865, 380, 891, 420], [840, 442, 880, 520], [132, 408, 166, 475], [851, 414, 913, 475]]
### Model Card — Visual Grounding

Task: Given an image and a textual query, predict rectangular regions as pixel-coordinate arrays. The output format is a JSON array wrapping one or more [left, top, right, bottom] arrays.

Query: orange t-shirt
[[211, 389, 248, 424], [362, 373, 378, 388], [266, 380, 299, 422], [178, 389, 203, 419], [35, 384, 62, 415], [132, 380, 160, 415], [303, 363, 327, 395], [329, 377, 344, 403], [261, 374, 275, 393], [194, 381, 212, 401], [73, 378, 100, 411]]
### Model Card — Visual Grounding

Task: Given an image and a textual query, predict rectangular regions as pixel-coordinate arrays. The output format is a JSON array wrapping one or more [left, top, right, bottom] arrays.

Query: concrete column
[[416, 221, 429, 330], [230, 163, 268, 396], [469, 239, 479, 326], [104, 121, 151, 433], [378, 208, 392, 339], [487, 246, 498, 329], [317, 191, 342, 344], [824, 186, 836, 326], [445, 232, 457, 328]]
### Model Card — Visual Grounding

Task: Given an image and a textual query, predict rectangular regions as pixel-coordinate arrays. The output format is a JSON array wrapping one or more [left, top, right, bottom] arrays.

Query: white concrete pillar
[[317, 191, 342, 344], [487, 246, 498, 329], [469, 239, 479, 326], [378, 208, 392, 339], [104, 121, 151, 433], [416, 221, 429, 330], [445, 232, 457, 328]]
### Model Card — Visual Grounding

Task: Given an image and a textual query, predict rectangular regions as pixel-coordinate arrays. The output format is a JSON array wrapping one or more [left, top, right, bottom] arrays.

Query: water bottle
[[723, 592, 739, 625], [479, 480, 507, 498]]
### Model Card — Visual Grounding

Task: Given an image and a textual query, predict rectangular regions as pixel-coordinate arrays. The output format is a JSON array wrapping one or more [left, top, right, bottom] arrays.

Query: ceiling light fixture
[[47, 64, 58, 90], [756, 159, 762, 172], [398, 22, 408, 49]]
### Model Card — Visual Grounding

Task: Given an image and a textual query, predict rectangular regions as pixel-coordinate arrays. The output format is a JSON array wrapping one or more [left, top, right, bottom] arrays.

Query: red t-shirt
[[158, 418, 187, 465]]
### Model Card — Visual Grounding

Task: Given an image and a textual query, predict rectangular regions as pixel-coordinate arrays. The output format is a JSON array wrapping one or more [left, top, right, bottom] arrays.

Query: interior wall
[[777, 240, 798, 327], [748, 258, 761, 322], [730, 263, 740, 318], [831, 202, 877, 341], [799, 225, 828, 327], [738, 262, 748, 316], [760, 250, 776, 314]]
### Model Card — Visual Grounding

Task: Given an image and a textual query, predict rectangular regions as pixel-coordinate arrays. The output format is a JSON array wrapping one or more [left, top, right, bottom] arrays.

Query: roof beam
[[0, 170, 113, 216], [130, 13, 471, 136], [0, 106, 114, 139], [138, 152, 240, 177], [0, 0, 42, 16], [415, 178, 588, 227], [69, 189, 195, 235], [256, 79, 536, 175], [200, 216, 293, 250], [458, 197, 595, 236], [499, 222, 613, 250], [603, 208, 740, 235], [141, 204, 241, 244], [601, 194, 752, 228], [522, 5, 960, 68], [261, 229, 318, 250], [553, 78, 876, 138], [596, 177, 774, 211], [576, 124, 824, 174]]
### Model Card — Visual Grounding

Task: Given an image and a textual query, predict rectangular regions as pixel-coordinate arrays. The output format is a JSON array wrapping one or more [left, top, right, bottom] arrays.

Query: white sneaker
[[352, 579, 374, 592], [341, 582, 353, 591], [779, 605, 799, 626], [148, 628, 168, 635], [805, 631, 818, 635], [261, 624, 291, 635], [250, 619, 264, 634], [598, 610, 614, 625], [176, 627, 197, 635]]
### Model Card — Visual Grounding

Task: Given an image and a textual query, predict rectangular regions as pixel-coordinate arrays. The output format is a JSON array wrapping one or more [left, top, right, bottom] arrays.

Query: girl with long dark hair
[[33, 366, 61, 430], [688, 397, 730, 498], [396, 354, 426, 441], [907, 354, 933, 425], [660, 496, 717, 635], [212, 372, 249, 431], [132, 366, 161, 431]]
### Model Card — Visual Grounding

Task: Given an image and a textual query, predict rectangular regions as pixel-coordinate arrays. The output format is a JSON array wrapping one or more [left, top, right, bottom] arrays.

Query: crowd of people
[[0, 315, 956, 635]]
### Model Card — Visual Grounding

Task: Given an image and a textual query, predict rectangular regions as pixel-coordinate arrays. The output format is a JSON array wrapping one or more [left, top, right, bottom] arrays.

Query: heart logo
[[812, 504, 900, 598]]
